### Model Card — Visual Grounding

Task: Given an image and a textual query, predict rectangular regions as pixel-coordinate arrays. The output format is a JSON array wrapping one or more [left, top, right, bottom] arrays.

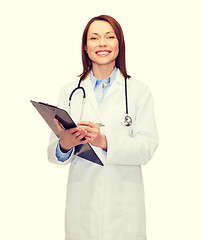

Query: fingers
[[77, 121, 99, 133], [72, 129, 87, 140], [70, 130, 89, 146], [68, 127, 79, 134]]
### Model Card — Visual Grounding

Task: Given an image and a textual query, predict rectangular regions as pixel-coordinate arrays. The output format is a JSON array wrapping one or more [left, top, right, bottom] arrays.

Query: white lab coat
[[48, 69, 159, 240]]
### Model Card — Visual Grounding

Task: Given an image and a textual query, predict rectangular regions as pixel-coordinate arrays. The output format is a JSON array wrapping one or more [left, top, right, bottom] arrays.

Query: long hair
[[79, 15, 130, 81]]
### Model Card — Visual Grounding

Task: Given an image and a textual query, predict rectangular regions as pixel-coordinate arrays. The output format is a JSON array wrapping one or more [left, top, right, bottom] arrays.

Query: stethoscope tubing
[[69, 76, 132, 126], [124, 77, 129, 115]]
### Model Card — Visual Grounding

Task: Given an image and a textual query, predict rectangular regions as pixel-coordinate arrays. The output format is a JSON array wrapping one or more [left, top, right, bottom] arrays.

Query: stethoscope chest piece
[[121, 115, 133, 127]]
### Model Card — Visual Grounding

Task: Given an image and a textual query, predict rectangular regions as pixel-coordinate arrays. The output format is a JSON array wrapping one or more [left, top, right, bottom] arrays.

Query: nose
[[99, 37, 107, 47]]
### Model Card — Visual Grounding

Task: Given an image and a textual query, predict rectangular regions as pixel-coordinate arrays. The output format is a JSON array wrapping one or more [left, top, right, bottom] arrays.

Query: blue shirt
[[90, 67, 117, 106], [56, 67, 118, 162]]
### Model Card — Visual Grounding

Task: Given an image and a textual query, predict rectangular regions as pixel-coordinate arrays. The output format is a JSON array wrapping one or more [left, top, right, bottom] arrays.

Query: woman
[[48, 15, 159, 240]]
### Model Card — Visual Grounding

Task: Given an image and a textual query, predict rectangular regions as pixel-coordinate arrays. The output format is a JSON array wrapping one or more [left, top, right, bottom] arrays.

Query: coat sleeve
[[47, 85, 76, 165], [105, 85, 159, 166]]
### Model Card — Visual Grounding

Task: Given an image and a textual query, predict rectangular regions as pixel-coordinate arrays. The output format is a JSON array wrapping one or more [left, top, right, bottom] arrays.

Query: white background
[[1, 0, 201, 239]]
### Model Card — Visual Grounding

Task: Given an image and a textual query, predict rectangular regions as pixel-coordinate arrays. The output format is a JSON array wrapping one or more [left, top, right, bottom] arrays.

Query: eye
[[107, 36, 116, 39], [90, 37, 98, 40]]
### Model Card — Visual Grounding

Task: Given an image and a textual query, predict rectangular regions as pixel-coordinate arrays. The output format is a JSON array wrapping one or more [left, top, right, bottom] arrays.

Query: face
[[85, 20, 119, 68]]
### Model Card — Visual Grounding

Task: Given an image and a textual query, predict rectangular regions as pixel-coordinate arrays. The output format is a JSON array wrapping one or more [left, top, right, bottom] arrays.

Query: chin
[[94, 58, 115, 66]]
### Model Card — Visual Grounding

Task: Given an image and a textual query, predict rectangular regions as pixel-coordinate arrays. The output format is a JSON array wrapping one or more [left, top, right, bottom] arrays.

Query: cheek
[[113, 42, 119, 56], [86, 42, 97, 52], [86, 46, 95, 60], [112, 40, 119, 52]]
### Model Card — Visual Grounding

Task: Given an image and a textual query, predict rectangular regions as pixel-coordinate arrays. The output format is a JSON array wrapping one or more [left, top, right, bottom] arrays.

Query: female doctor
[[48, 15, 159, 240]]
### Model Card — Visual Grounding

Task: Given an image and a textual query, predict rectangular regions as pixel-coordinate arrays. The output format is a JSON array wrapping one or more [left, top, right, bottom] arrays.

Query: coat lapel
[[80, 75, 101, 119]]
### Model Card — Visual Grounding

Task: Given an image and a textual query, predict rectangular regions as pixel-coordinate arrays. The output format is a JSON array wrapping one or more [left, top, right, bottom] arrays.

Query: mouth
[[95, 50, 111, 57]]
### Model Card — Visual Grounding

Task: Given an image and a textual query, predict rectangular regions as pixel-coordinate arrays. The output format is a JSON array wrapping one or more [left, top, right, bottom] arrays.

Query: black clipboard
[[30, 100, 104, 166]]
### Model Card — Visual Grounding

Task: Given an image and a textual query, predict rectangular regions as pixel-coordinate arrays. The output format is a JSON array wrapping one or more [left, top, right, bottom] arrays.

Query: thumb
[[52, 118, 64, 134]]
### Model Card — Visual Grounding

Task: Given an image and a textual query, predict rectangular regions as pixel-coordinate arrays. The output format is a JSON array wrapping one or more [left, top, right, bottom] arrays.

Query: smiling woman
[[48, 15, 159, 240]]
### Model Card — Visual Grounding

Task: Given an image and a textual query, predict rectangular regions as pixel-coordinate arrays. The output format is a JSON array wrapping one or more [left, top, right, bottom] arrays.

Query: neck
[[92, 62, 115, 80]]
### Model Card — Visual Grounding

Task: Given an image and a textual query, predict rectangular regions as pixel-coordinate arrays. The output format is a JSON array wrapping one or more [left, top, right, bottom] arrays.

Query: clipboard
[[30, 100, 104, 166]]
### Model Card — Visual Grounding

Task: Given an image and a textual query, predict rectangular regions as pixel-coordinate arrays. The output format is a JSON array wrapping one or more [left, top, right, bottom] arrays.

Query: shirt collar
[[90, 67, 118, 89]]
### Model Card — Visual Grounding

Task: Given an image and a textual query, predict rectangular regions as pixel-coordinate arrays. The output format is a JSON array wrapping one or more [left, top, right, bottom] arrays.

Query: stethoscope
[[69, 77, 133, 127]]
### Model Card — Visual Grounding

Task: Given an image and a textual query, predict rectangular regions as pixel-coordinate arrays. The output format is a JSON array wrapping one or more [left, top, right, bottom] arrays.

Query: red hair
[[79, 15, 130, 81]]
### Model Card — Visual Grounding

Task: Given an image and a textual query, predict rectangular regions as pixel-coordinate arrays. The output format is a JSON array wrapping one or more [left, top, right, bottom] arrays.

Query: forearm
[[47, 132, 74, 165]]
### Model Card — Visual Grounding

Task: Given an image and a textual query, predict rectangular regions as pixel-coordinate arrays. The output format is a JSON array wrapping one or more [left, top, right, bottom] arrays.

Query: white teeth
[[97, 51, 110, 56]]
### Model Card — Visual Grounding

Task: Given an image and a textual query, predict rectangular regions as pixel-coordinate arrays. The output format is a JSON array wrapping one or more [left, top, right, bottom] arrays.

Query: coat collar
[[81, 68, 124, 88]]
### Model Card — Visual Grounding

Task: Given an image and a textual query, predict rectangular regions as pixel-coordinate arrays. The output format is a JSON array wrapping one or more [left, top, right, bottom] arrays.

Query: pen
[[95, 123, 105, 127], [77, 121, 105, 127]]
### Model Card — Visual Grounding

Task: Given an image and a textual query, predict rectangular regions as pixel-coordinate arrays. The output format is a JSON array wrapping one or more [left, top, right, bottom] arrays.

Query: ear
[[85, 45, 88, 53]]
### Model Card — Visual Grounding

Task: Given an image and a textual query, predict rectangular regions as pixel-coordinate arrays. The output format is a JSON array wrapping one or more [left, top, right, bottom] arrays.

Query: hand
[[53, 118, 89, 152], [77, 121, 107, 150]]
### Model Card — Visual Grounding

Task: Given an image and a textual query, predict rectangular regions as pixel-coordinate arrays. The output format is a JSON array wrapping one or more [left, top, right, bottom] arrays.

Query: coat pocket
[[123, 181, 146, 234], [65, 182, 81, 234]]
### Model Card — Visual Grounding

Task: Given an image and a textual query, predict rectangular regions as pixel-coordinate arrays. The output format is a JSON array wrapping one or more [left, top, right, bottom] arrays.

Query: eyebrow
[[89, 31, 115, 35]]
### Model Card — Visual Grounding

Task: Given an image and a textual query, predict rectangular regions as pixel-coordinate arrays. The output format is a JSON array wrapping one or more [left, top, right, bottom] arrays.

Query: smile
[[96, 50, 111, 56]]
